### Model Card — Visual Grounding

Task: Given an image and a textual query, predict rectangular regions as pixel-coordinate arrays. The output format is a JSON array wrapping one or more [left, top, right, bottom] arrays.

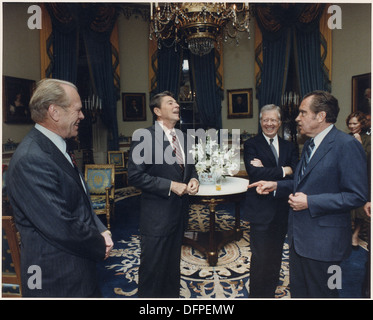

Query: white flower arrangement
[[189, 130, 240, 179]]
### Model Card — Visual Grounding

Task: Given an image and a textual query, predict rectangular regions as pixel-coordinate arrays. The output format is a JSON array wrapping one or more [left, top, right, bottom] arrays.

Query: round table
[[184, 176, 249, 266]]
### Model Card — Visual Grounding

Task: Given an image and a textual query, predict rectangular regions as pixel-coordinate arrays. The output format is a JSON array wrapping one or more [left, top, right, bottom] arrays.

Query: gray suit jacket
[[7, 127, 107, 297]]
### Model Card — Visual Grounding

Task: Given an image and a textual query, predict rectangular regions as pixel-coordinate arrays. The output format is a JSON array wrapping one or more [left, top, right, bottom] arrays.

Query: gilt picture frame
[[352, 73, 371, 113], [227, 88, 253, 119], [122, 92, 146, 121], [3, 76, 35, 124]]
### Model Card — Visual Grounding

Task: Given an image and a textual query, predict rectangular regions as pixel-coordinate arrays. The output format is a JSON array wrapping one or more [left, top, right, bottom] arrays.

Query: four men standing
[[7, 81, 368, 299]]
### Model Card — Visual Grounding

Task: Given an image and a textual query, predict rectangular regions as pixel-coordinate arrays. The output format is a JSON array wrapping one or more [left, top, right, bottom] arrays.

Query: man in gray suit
[[6, 79, 113, 297], [128, 91, 199, 298]]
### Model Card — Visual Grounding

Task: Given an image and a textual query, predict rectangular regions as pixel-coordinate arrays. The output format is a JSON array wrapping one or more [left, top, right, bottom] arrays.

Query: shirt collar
[[35, 123, 67, 155], [262, 133, 278, 145], [157, 120, 176, 138], [313, 124, 334, 149]]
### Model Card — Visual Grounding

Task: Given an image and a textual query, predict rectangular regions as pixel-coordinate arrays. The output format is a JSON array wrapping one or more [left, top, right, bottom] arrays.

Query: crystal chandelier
[[149, 2, 251, 56]]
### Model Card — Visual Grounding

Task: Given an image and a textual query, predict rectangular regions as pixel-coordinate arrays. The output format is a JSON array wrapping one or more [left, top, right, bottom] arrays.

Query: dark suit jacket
[[244, 133, 299, 224], [276, 126, 368, 262], [128, 123, 198, 236], [6, 127, 107, 297]]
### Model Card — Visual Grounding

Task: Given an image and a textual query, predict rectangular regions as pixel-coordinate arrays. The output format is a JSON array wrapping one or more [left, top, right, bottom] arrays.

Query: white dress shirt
[[309, 124, 334, 159]]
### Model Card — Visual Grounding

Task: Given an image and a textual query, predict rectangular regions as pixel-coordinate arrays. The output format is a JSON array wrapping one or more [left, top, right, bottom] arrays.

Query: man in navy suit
[[244, 104, 298, 298], [6, 79, 113, 297], [128, 91, 199, 298], [249, 91, 368, 298]]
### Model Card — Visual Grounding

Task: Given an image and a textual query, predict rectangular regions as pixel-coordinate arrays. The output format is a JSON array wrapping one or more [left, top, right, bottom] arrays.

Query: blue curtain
[[46, 4, 78, 83], [45, 4, 120, 150], [258, 31, 290, 109], [82, 7, 120, 150], [189, 50, 222, 129], [156, 41, 183, 98], [295, 23, 326, 97], [255, 3, 327, 111]]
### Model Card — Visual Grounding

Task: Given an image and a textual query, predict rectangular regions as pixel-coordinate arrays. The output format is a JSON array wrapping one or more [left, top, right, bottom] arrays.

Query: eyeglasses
[[261, 118, 280, 124]]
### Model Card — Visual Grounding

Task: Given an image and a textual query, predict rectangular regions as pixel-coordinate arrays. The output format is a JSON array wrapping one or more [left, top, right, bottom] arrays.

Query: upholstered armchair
[[84, 164, 115, 229]]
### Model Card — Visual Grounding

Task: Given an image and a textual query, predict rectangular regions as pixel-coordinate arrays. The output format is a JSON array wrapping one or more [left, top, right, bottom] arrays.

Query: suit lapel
[[257, 134, 278, 166], [296, 127, 336, 186], [153, 123, 184, 178], [31, 128, 88, 195]]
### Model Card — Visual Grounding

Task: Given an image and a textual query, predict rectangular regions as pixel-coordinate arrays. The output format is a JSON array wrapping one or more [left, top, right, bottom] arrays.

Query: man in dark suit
[[244, 104, 298, 298], [249, 91, 368, 298], [128, 91, 199, 298], [6, 79, 113, 297]]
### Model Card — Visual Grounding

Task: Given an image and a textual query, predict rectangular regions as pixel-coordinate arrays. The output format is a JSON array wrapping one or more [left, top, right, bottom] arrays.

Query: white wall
[[2, 3, 40, 143], [223, 26, 258, 134], [332, 3, 371, 132], [117, 13, 152, 137]]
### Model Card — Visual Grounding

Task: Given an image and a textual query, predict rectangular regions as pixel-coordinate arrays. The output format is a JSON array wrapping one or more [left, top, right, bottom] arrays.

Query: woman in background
[[346, 111, 371, 249]]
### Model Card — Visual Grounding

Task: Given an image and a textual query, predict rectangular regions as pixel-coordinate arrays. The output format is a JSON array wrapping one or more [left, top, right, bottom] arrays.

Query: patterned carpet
[[98, 188, 369, 299], [98, 190, 290, 298]]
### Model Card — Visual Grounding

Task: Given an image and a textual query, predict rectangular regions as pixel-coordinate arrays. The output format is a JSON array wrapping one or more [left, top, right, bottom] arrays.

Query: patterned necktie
[[170, 131, 184, 170], [269, 138, 278, 165], [299, 138, 315, 181], [67, 148, 79, 171], [66, 146, 87, 193]]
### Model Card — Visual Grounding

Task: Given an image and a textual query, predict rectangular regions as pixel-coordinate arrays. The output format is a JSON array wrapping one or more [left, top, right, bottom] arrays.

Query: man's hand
[[288, 192, 308, 211], [187, 178, 199, 195], [250, 158, 264, 167], [247, 180, 277, 195], [364, 202, 371, 217], [101, 230, 114, 260], [283, 166, 293, 176], [171, 181, 188, 196]]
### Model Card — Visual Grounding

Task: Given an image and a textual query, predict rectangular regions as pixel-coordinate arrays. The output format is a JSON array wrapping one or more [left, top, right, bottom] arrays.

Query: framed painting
[[227, 88, 253, 119], [108, 150, 125, 168], [352, 73, 371, 114], [3, 76, 35, 124], [122, 92, 146, 121]]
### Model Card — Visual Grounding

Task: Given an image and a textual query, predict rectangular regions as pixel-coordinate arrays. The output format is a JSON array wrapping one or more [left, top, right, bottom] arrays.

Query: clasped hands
[[171, 179, 199, 196], [248, 180, 308, 211]]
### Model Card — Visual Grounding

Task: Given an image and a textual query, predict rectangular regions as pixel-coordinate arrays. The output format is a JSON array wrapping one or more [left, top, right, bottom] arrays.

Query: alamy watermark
[[27, 265, 42, 290], [131, 127, 241, 175], [327, 265, 342, 290]]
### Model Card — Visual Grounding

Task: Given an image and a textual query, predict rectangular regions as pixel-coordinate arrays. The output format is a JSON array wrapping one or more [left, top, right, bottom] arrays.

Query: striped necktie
[[170, 131, 184, 170], [299, 138, 315, 181]]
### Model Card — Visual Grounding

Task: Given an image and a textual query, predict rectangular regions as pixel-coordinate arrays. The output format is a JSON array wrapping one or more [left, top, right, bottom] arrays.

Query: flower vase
[[198, 172, 215, 185]]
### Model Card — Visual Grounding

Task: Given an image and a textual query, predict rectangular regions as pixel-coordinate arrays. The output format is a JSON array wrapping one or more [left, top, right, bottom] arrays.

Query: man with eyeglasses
[[244, 104, 299, 298]]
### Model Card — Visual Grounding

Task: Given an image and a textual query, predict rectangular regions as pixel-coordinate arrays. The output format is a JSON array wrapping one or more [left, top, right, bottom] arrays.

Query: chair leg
[[106, 209, 111, 230]]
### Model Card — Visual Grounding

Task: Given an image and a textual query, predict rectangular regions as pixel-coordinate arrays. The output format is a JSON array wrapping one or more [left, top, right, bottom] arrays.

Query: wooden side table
[[184, 176, 248, 266]]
